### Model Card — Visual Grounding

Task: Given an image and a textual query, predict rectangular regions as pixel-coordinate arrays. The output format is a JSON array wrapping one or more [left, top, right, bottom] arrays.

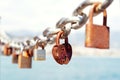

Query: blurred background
[[0, 0, 120, 80]]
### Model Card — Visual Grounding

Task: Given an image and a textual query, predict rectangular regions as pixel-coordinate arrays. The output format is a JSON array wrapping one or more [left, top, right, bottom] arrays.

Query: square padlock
[[34, 48, 46, 61]]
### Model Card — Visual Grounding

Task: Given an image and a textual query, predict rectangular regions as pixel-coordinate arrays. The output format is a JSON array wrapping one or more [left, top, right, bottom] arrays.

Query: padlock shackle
[[56, 31, 69, 45], [56, 31, 64, 45], [89, 3, 107, 26]]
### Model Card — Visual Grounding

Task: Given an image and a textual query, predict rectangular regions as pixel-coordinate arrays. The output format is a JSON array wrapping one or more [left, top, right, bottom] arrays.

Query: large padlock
[[33, 45, 46, 61], [52, 31, 72, 65], [85, 3, 109, 49], [18, 50, 32, 68]]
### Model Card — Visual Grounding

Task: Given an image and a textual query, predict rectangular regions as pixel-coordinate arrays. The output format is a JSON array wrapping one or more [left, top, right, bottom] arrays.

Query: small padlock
[[33, 45, 46, 61], [12, 48, 20, 64], [3, 44, 13, 56], [18, 50, 32, 68], [12, 53, 19, 64], [85, 3, 109, 49], [52, 31, 72, 65]]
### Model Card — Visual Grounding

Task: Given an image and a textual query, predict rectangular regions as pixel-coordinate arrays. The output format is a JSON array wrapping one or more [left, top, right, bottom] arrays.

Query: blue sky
[[0, 0, 120, 32]]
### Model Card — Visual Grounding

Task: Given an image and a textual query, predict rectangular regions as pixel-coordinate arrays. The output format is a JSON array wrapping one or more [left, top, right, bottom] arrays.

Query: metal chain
[[56, 0, 113, 38], [0, 0, 114, 51]]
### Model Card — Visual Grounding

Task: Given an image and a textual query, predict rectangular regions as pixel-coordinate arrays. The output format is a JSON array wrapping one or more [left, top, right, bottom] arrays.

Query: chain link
[[71, 12, 88, 29], [73, 0, 113, 16]]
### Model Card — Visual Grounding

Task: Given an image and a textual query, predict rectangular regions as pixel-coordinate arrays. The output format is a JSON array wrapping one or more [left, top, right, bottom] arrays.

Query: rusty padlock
[[85, 3, 109, 49], [52, 31, 72, 65]]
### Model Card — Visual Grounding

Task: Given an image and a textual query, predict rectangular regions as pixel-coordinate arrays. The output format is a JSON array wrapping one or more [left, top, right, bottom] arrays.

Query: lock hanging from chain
[[18, 50, 32, 68], [12, 48, 20, 64], [85, 3, 110, 49], [3, 44, 13, 56], [52, 31, 72, 65], [33, 42, 46, 61]]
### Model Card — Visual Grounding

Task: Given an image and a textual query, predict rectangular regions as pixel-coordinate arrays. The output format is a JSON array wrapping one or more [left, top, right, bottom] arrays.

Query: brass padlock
[[33, 45, 46, 61], [3, 44, 13, 56], [52, 31, 72, 65], [12, 48, 20, 64], [18, 51, 32, 68], [12, 53, 19, 64], [85, 3, 109, 49]]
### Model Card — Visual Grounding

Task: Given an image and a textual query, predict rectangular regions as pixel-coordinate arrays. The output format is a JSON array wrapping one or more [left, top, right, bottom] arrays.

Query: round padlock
[[52, 31, 72, 65]]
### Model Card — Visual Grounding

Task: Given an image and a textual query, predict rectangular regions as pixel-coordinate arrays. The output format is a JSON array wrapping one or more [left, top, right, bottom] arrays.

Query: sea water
[[0, 54, 120, 80]]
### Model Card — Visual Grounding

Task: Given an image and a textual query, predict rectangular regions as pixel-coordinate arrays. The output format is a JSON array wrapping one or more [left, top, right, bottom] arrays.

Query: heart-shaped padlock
[[52, 31, 72, 65]]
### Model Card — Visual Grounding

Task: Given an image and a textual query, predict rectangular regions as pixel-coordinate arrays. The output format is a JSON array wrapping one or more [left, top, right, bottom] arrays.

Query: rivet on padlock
[[33, 44, 46, 61], [52, 31, 72, 65]]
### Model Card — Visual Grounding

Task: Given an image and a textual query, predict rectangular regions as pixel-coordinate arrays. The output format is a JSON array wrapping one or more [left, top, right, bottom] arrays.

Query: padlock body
[[52, 45, 67, 65], [18, 53, 32, 68], [34, 49, 46, 61], [52, 43, 72, 65], [85, 3, 109, 49], [85, 24, 109, 49], [63, 43, 72, 64], [3, 45, 12, 56], [12, 53, 19, 64]]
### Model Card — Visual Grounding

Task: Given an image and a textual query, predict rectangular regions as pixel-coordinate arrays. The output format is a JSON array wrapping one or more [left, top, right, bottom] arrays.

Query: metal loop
[[73, 0, 92, 16], [71, 12, 88, 29], [94, 0, 113, 15], [60, 24, 71, 39], [56, 13, 88, 30], [37, 36, 47, 48], [73, 0, 113, 16], [46, 35, 56, 44], [56, 17, 80, 29], [43, 27, 60, 38]]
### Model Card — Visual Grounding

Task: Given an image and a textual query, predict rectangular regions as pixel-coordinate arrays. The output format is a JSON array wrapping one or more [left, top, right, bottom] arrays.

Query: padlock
[[85, 3, 109, 49], [18, 50, 32, 68], [52, 31, 72, 65], [12, 53, 19, 64], [12, 48, 20, 64], [3, 44, 13, 56], [33, 45, 46, 61]]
